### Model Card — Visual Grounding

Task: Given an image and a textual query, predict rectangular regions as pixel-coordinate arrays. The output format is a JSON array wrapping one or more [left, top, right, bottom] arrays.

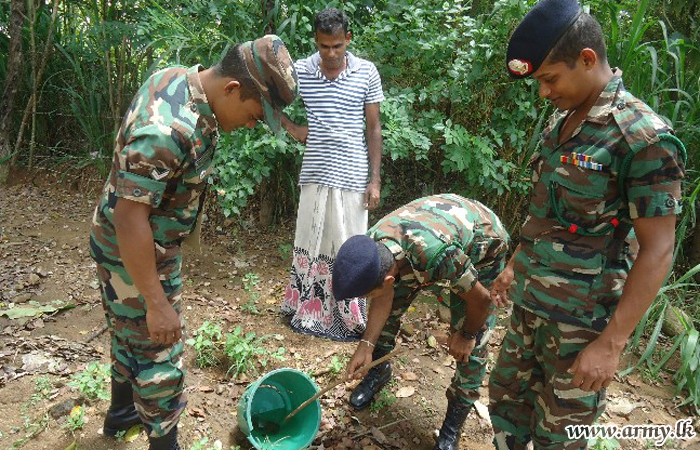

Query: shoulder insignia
[[151, 167, 171, 181]]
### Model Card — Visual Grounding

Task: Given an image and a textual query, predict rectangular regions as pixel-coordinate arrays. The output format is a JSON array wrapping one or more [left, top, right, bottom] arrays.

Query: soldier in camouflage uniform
[[89, 35, 298, 450], [488, 1, 686, 449], [332, 194, 510, 450]]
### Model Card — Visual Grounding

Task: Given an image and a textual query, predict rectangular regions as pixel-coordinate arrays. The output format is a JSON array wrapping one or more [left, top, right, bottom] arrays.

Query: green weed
[[186, 321, 223, 368], [588, 435, 620, 450], [29, 376, 54, 405], [277, 243, 293, 260], [68, 362, 110, 401], [223, 326, 286, 379], [9, 413, 48, 450], [370, 381, 398, 413], [328, 354, 348, 378], [62, 405, 85, 432], [241, 272, 261, 315]]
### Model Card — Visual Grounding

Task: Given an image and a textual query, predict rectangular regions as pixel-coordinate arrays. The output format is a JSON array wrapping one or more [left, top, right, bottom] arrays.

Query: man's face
[[215, 84, 264, 132], [314, 29, 351, 70], [532, 55, 592, 112]]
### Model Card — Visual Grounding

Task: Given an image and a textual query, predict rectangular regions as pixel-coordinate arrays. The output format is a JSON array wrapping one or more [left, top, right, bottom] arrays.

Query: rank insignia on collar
[[508, 59, 532, 76]]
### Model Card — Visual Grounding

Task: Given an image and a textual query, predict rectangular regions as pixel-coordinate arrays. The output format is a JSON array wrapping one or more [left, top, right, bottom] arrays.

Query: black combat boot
[[433, 400, 471, 450], [149, 426, 181, 450], [349, 347, 392, 410], [103, 378, 141, 437]]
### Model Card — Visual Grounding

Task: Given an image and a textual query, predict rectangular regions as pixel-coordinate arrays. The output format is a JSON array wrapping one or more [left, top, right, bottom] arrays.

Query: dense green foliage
[[1, 0, 699, 410]]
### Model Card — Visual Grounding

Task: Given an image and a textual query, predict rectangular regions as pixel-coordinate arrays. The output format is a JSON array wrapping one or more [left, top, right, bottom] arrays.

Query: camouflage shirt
[[90, 65, 219, 279], [367, 194, 509, 295], [511, 72, 686, 331]]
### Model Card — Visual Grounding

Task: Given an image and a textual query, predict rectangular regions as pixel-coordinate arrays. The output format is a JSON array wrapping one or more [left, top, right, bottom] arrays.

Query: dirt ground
[[1, 172, 698, 450]]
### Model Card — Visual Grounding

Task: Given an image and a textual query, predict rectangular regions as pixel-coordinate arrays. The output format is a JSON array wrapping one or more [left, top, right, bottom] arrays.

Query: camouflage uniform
[[367, 194, 509, 406], [489, 73, 686, 450], [90, 64, 219, 437]]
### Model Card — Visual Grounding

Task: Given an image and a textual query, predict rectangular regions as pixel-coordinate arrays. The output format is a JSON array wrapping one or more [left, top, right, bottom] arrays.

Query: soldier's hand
[[346, 344, 373, 380], [490, 266, 514, 308], [448, 332, 476, 363], [568, 337, 623, 392], [146, 301, 182, 345]]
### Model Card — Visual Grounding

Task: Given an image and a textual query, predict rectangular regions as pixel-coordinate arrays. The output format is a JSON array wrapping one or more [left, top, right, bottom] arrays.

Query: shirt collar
[[307, 51, 362, 80], [585, 68, 624, 124], [186, 64, 219, 135]]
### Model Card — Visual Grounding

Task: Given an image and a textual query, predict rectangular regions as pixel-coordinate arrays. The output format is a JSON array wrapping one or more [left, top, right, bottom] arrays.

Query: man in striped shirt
[[281, 8, 384, 341]]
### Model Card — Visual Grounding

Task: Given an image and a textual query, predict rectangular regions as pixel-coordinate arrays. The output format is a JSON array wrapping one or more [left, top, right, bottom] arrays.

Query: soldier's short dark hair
[[215, 44, 259, 102], [547, 13, 607, 68], [375, 242, 396, 288], [314, 8, 348, 35]]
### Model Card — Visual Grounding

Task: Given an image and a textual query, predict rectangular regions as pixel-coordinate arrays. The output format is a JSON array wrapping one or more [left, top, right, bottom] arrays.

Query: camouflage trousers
[[376, 253, 504, 408], [96, 265, 186, 438], [488, 305, 606, 450]]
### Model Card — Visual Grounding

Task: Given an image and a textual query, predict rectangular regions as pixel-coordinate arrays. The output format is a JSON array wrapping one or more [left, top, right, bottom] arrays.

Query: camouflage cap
[[239, 35, 298, 133]]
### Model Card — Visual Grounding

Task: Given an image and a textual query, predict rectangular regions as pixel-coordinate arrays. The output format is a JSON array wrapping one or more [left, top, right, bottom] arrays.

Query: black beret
[[506, 0, 582, 79], [332, 235, 381, 301]]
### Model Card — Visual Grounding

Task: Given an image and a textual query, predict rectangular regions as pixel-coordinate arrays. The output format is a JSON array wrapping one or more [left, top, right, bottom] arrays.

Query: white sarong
[[281, 184, 368, 341]]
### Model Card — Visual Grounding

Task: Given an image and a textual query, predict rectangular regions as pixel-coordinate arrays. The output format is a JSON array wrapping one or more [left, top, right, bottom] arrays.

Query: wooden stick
[[283, 348, 404, 423]]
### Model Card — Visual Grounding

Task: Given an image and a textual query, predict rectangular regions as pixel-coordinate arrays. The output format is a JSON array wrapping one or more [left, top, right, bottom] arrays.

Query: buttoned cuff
[[627, 181, 682, 219], [116, 170, 167, 207]]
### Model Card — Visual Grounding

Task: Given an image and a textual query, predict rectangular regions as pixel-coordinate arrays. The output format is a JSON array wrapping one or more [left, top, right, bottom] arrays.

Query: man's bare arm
[[569, 214, 676, 391], [364, 102, 382, 210]]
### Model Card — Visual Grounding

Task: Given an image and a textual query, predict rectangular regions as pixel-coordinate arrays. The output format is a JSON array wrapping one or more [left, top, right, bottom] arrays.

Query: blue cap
[[332, 235, 381, 301], [506, 0, 582, 78]]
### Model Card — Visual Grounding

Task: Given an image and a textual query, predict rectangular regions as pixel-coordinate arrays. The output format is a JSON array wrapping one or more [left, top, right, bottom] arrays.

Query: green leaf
[[0, 300, 75, 321]]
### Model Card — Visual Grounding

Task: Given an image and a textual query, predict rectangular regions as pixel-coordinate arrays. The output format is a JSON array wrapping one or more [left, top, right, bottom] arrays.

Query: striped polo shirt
[[296, 51, 384, 192]]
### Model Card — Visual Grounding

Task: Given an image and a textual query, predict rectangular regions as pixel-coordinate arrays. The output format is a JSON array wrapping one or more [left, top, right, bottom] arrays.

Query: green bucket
[[237, 368, 321, 450]]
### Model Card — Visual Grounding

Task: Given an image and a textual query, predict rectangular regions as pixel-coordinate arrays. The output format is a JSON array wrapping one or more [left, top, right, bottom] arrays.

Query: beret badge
[[508, 59, 532, 76]]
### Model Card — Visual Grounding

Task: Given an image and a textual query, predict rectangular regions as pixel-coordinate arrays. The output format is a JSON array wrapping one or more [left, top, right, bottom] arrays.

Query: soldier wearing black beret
[[334, 194, 509, 450], [488, 0, 686, 449]]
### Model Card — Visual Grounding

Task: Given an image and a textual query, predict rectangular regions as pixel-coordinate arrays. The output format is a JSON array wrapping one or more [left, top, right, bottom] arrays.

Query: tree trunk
[[257, 0, 277, 226], [258, 178, 275, 227], [0, 0, 27, 184], [12, 0, 61, 167]]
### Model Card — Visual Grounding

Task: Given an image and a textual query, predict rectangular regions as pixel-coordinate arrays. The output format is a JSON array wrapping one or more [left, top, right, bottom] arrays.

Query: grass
[[9, 377, 54, 450]]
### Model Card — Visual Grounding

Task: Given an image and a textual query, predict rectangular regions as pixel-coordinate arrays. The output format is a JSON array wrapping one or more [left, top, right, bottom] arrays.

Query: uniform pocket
[[549, 168, 610, 231]]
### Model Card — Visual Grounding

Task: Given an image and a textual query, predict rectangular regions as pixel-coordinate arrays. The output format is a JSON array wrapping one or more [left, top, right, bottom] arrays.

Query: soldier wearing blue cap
[[334, 194, 509, 450], [489, 0, 686, 449]]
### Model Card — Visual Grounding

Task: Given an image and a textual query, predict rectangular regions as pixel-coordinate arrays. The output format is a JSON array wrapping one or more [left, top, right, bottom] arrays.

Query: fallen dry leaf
[[401, 371, 419, 381], [396, 386, 415, 398], [427, 335, 438, 348], [370, 427, 387, 443]]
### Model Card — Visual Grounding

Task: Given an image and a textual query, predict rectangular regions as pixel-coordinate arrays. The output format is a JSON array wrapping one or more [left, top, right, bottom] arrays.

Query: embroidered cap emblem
[[508, 59, 532, 76]]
